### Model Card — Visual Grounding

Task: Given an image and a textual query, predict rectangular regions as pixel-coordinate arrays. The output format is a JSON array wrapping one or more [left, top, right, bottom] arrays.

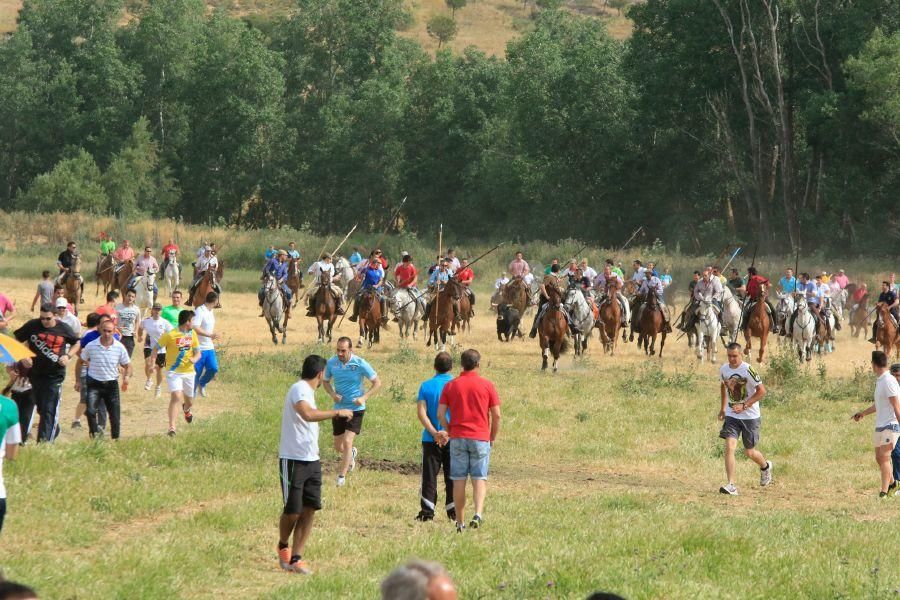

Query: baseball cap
[[152, 302, 163, 310], [55, 297, 68, 308]]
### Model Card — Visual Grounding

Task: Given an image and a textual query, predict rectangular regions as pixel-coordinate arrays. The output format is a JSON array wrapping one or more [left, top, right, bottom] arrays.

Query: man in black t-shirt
[[870, 281, 900, 344], [14, 303, 80, 443]]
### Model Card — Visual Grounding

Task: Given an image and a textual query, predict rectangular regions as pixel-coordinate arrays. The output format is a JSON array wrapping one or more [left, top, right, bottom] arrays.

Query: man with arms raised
[[277, 354, 352, 574], [438, 349, 500, 532], [718, 342, 772, 495], [322, 337, 381, 487]]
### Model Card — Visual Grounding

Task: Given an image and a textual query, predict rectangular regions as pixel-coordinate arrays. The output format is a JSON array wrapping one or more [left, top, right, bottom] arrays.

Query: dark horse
[[597, 284, 621, 355], [538, 286, 569, 372], [637, 292, 667, 357], [287, 258, 303, 308], [188, 269, 216, 307], [427, 278, 466, 351], [313, 271, 337, 344], [744, 284, 770, 362], [358, 288, 382, 348]]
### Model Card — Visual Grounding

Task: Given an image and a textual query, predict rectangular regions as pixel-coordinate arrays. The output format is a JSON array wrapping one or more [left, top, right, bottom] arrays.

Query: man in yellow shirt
[[151, 310, 200, 437]]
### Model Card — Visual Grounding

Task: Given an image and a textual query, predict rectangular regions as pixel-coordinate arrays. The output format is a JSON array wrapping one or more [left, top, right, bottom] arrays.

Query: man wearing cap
[[350, 257, 388, 325], [305, 253, 344, 316], [54, 297, 81, 336], [259, 250, 291, 315]]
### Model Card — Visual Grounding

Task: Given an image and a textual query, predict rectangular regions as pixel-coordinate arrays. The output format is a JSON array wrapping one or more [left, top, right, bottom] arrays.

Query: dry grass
[[0, 0, 20, 33]]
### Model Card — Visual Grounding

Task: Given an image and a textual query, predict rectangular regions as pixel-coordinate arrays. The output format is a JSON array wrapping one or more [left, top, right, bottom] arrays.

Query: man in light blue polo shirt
[[778, 268, 797, 294], [323, 337, 382, 487], [415, 351, 454, 522]]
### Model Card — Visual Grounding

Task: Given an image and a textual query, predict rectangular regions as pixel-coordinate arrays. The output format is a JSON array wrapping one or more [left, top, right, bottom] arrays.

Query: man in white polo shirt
[[277, 354, 352, 575], [852, 351, 900, 497], [140, 303, 173, 398], [192, 292, 220, 399], [81, 319, 132, 439]]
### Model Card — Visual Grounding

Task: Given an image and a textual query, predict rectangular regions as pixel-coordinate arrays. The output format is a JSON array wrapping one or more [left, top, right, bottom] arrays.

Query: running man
[[116, 290, 141, 358], [322, 337, 382, 487], [140, 303, 173, 398], [0, 391, 21, 535], [192, 292, 220, 398], [851, 352, 900, 497], [161, 290, 184, 328], [80, 319, 132, 440], [415, 351, 455, 523], [438, 349, 500, 533], [151, 310, 200, 437], [718, 342, 772, 495], [277, 354, 352, 575], [31, 271, 54, 312]]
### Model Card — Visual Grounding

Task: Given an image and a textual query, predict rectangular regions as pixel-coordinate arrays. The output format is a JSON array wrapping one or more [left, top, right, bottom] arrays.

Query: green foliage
[[18, 149, 108, 213], [846, 28, 900, 148], [428, 15, 458, 49], [445, 0, 467, 18], [102, 117, 170, 216]]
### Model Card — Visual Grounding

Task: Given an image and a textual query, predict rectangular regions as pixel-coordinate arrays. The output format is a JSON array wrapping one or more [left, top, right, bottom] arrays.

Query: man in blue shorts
[[322, 337, 382, 487]]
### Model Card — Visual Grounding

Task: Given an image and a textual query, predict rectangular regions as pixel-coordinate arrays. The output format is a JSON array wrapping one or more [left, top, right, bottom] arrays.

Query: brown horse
[[456, 283, 473, 334], [427, 279, 465, 352], [114, 258, 134, 298], [188, 270, 215, 307], [95, 254, 116, 297], [849, 292, 870, 338], [743, 284, 770, 362], [637, 291, 666, 357], [287, 258, 303, 308], [538, 286, 569, 371], [358, 288, 381, 348], [313, 271, 337, 344], [503, 277, 530, 315], [874, 302, 899, 358], [597, 285, 621, 355], [64, 254, 83, 313]]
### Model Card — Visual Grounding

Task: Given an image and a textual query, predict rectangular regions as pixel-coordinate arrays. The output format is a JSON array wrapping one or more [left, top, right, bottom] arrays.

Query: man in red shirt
[[161, 238, 179, 274], [394, 254, 424, 320], [455, 259, 475, 317], [437, 349, 501, 533], [95, 290, 120, 326], [741, 267, 775, 332]]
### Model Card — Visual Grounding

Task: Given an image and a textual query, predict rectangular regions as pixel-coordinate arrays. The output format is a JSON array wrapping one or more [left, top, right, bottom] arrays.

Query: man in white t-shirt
[[81, 319, 132, 439], [852, 352, 900, 497], [192, 292, 220, 399], [277, 354, 352, 575], [140, 303, 174, 397], [718, 342, 772, 495], [116, 289, 141, 358]]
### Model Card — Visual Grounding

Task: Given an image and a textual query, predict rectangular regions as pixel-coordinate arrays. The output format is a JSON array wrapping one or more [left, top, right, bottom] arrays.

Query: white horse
[[334, 256, 356, 295], [694, 299, 721, 363], [792, 300, 816, 362], [831, 287, 848, 321], [564, 286, 595, 356], [164, 252, 180, 297], [774, 292, 794, 345], [720, 286, 742, 342], [134, 271, 156, 317], [391, 287, 423, 341], [815, 305, 836, 355], [262, 273, 287, 345]]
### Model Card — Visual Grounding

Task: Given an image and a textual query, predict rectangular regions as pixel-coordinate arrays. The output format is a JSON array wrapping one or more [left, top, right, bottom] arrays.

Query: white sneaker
[[155, 386, 162, 399], [199, 386, 207, 398], [349, 447, 358, 473], [760, 462, 773, 487], [336, 476, 346, 487], [719, 483, 739, 496], [144, 379, 153, 391]]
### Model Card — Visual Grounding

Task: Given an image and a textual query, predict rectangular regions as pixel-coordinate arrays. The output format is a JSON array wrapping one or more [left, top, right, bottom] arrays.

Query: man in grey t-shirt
[[116, 290, 141, 358]]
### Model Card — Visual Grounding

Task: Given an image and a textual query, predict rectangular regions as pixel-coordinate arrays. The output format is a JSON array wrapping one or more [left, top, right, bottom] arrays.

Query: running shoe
[[289, 560, 311, 575], [349, 447, 358, 472], [155, 386, 162, 398], [183, 405, 193, 424], [199, 386, 207, 398], [760, 462, 773, 487], [879, 491, 889, 498], [144, 379, 153, 391], [167, 429, 176, 437], [889, 481, 898, 497], [71, 420, 82, 429], [336, 475, 346, 487], [415, 511, 434, 522], [278, 546, 292, 571], [719, 483, 739, 496], [455, 522, 466, 533], [446, 508, 457, 522], [469, 514, 483, 529]]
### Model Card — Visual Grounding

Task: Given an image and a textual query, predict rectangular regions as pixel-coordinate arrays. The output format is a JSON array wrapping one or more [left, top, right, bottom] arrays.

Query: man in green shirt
[[161, 290, 184, 328], [1, 393, 21, 534], [606, 259, 624, 279], [543, 259, 559, 275], [100, 232, 117, 256]]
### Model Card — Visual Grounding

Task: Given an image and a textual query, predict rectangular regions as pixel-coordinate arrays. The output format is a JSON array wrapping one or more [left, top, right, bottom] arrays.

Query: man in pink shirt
[[832, 269, 849, 290], [507, 251, 530, 279], [437, 349, 501, 533]]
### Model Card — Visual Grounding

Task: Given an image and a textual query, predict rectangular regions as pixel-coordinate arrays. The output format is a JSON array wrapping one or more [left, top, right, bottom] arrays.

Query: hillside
[[0, 0, 633, 54]]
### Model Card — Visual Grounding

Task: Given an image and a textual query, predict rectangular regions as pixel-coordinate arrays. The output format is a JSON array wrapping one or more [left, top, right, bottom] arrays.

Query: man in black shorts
[[277, 354, 352, 574]]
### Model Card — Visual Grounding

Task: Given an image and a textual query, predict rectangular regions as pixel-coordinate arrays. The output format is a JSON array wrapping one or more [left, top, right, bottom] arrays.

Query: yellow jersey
[[157, 329, 199, 374]]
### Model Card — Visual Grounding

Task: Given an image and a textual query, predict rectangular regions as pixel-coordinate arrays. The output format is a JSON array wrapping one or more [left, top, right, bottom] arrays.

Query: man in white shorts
[[852, 351, 900, 497], [718, 342, 772, 495], [150, 310, 200, 437], [140, 303, 173, 397]]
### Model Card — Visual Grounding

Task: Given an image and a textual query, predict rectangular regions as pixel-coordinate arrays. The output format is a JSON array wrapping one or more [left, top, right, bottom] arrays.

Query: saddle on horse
[[349, 288, 388, 325], [306, 283, 344, 316], [739, 299, 776, 332]]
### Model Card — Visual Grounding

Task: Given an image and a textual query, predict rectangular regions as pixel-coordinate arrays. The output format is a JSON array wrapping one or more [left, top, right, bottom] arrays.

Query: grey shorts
[[719, 416, 760, 449]]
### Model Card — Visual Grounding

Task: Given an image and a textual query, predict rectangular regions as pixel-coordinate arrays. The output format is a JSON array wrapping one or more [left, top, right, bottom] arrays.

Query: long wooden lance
[[617, 226, 644, 253], [372, 196, 408, 252], [295, 235, 333, 303], [331, 224, 358, 257]]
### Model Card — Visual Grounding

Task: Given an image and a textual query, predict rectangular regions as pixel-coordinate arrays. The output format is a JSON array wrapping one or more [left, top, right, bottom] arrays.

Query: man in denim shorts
[[438, 349, 501, 533]]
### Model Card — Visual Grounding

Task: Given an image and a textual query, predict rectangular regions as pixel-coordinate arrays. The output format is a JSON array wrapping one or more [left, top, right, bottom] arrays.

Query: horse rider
[[99, 232, 116, 260], [783, 272, 816, 337], [593, 263, 628, 327], [630, 260, 646, 285], [161, 239, 179, 274], [779, 267, 797, 294], [112, 239, 136, 277], [544, 259, 560, 276], [305, 253, 344, 316], [832, 269, 849, 290], [287, 241, 301, 260], [604, 259, 624, 279], [393, 253, 424, 319], [349, 256, 389, 326], [56, 241, 84, 302], [129, 246, 160, 300], [738, 267, 775, 332], [635, 269, 672, 333], [423, 259, 454, 323], [455, 258, 476, 317], [256, 250, 292, 314], [869, 281, 899, 344], [349, 247, 363, 267], [727, 268, 745, 297], [580, 258, 597, 283], [190, 246, 222, 301], [494, 272, 510, 292], [562, 260, 580, 284], [508, 251, 531, 279], [647, 262, 659, 278], [529, 263, 577, 338], [264, 245, 277, 260], [446, 248, 461, 272], [851, 283, 869, 312], [814, 273, 841, 332], [681, 267, 722, 333]]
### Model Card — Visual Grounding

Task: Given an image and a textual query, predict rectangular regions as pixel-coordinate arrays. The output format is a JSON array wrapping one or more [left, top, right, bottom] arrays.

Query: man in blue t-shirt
[[778, 268, 797, 294], [415, 351, 455, 522], [323, 337, 382, 487]]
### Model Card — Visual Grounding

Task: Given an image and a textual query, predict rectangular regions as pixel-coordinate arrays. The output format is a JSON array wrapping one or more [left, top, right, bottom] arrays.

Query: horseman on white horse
[[189, 245, 222, 300], [305, 252, 345, 316], [56, 241, 84, 303], [680, 267, 722, 334], [593, 263, 629, 327], [258, 250, 292, 315], [393, 254, 426, 318], [127, 245, 160, 301]]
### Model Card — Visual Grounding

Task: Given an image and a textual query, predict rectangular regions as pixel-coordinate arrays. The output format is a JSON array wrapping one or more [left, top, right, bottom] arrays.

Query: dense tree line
[[0, 0, 897, 255]]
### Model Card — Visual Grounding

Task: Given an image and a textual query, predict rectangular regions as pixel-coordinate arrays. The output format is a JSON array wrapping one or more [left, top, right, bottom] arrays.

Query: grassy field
[[1, 242, 899, 598]]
